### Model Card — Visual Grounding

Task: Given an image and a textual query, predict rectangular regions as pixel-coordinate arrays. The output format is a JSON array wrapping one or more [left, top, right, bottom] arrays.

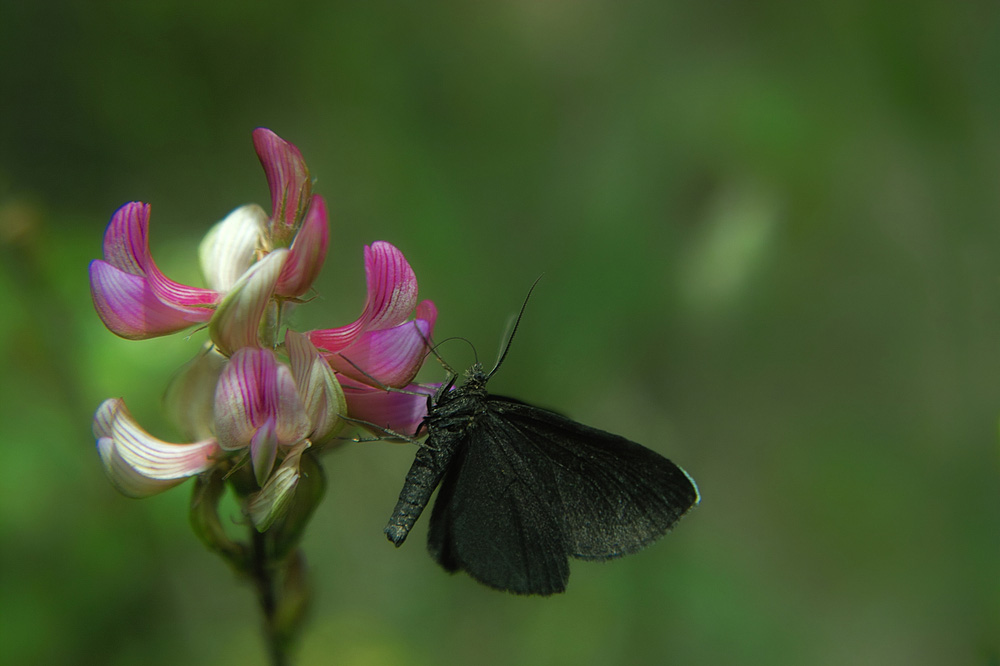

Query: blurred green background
[[1, 1, 997, 664]]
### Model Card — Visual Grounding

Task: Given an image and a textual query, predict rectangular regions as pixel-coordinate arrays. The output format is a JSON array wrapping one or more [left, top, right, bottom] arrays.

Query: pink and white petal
[[305, 241, 419, 353], [327, 317, 434, 388], [361, 241, 420, 332], [253, 128, 311, 245], [285, 330, 346, 444], [94, 398, 220, 496], [275, 195, 329, 298], [250, 417, 279, 486], [214, 347, 275, 451], [90, 260, 214, 339], [209, 249, 287, 356], [199, 204, 267, 292], [97, 438, 188, 498], [273, 362, 311, 446], [101, 202, 150, 275], [102, 202, 219, 307], [342, 381, 437, 438], [247, 440, 309, 531]]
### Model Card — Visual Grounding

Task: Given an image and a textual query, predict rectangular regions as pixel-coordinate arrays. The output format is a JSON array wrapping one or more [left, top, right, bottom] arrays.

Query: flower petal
[[164, 345, 228, 441], [214, 348, 310, 453], [273, 362, 311, 446], [209, 249, 287, 356], [247, 440, 310, 531], [215, 348, 274, 451], [94, 398, 221, 498], [102, 202, 219, 307], [342, 381, 437, 438], [253, 128, 311, 247], [328, 315, 434, 388], [89, 260, 214, 339], [285, 330, 346, 445], [101, 202, 150, 275], [275, 195, 329, 298], [306, 241, 419, 352], [251, 417, 279, 485], [199, 204, 267, 292]]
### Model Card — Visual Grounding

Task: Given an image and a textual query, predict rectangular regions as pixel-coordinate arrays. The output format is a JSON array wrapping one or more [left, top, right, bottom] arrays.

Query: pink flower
[[214, 331, 346, 485], [305, 241, 438, 433], [89, 202, 220, 339], [89, 129, 330, 342], [306, 241, 437, 387]]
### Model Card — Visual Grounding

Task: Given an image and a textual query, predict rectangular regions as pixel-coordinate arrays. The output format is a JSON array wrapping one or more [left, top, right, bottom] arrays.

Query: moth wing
[[426, 413, 571, 596], [489, 396, 699, 561]]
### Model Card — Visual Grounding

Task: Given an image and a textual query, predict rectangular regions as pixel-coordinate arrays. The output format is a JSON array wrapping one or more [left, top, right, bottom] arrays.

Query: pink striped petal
[[214, 348, 310, 455], [342, 381, 437, 438], [215, 348, 276, 451], [253, 128, 311, 246], [275, 195, 329, 298], [89, 260, 214, 339], [199, 204, 267, 292], [102, 202, 219, 307], [102, 202, 150, 275], [273, 361, 311, 445], [327, 313, 435, 388], [94, 398, 221, 498], [209, 249, 287, 356], [306, 241, 419, 352]]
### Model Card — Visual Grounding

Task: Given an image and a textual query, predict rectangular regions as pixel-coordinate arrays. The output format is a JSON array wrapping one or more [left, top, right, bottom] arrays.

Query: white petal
[[247, 441, 310, 531], [199, 204, 267, 292], [286, 330, 346, 444], [164, 344, 227, 441], [209, 249, 287, 356], [94, 398, 221, 498]]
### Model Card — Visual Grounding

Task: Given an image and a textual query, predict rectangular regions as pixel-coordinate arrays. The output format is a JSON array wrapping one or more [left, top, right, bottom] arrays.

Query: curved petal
[[214, 348, 275, 451], [102, 202, 218, 307], [306, 241, 419, 352], [94, 398, 221, 498], [285, 330, 346, 444], [342, 381, 437, 438], [97, 438, 188, 498], [164, 345, 228, 441], [90, 260, 214, 339], [273, 362, 311, 446], [247, 440, 310, 531], [209, 249, 287, 356], [101, 202, 150, 275], [253, 128, 311, 246], [199, 204, 267, 292], [327, 316, 434, 388], [251, 417, 279, 485], [275, 195, 329, 298], [214, 348, 310, 453]]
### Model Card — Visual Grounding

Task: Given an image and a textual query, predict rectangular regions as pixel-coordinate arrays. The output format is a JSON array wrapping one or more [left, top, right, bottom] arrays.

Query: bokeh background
[[2, 2, 998, 664]]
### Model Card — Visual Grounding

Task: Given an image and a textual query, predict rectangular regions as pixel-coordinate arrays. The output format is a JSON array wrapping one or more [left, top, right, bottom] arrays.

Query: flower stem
[[250, 529, 289, 666]]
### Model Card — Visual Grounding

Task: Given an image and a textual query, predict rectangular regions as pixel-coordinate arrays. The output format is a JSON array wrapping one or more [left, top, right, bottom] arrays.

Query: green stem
[[250, 529, 289, 666]]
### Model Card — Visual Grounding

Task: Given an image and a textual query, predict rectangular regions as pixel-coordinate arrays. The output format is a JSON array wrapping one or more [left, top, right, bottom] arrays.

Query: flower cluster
[[91, 129, 436, 531]]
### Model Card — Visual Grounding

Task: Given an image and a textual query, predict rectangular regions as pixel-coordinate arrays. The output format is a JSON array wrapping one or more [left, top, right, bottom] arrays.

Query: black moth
[[384, 301, 699, 596]]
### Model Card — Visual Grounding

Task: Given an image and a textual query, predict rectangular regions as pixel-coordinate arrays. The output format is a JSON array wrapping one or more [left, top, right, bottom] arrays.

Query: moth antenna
[[422, 335, 479, 376], [486, 274, 543, 380]]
